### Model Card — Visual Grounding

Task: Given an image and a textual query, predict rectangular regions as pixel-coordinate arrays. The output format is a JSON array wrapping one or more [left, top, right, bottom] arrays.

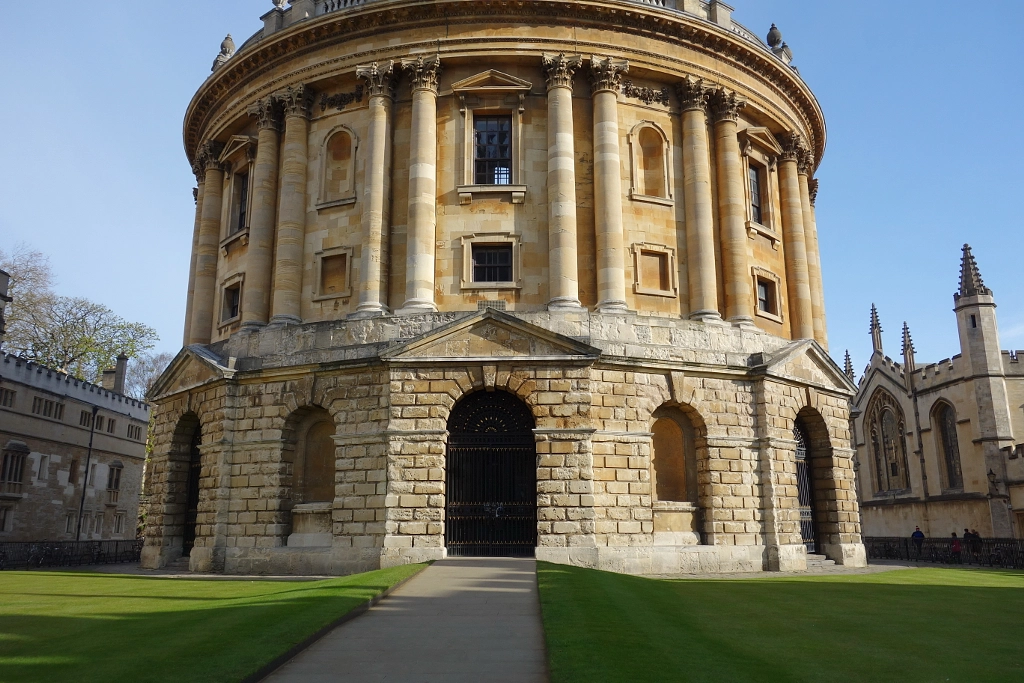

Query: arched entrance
[[445, 391, 537, 557], [182, 426, 202, 557], [794, 422, 818, 553]]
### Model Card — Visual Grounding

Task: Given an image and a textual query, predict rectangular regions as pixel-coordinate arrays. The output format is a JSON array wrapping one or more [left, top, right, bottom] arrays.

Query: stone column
[[542, 53, 583, 310], [777, 133, 814, 340], [588, 56, 629, 313], [189, 141, 225, 345], [710, 88, 754, 326], [399, 55, 442, 313], [241, 96, 282, 328], [355, 61, 397, 317], [676, 77, 720, 321], [270, 84, 314, 325], [182, 171, 205, 346], [801, 170, 827, 348]]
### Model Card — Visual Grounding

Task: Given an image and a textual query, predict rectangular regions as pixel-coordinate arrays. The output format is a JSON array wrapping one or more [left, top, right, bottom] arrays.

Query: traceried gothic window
[[933, 402, 964, 490], [474, 116, 512, 185], [866, 389, 911, 493]]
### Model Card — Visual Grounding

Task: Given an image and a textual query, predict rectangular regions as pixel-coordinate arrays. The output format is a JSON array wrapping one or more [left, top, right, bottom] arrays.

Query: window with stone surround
[[0, 388, 14, 408], [1, 443, 27, 495], [114, 513, 125, 535], [460, 233, 522, 290], [217, 135, 256, 245], [739, 127, 783, 246], [219, 273, 244, 326], [631, 242, 677, 297], [37, 455, 48, 481], [106, 463, 122, 505], [651, 408, 698, 503], [69, 458, 79, 485], [293, 409, 336, 504], [749, 165, 764, 224], [79, 410, 94, 428], [628, 121, 672, 204], [65, 512, 75, 534], [31, 397, 64, 420], [866, 388, 911, 494], [313, 246, 353, 301], [319, 127, 357, 208], [452, 70, 531, 205], [933, 401, 964, 491], [752, 267, 783, 323], [106, 419, 117, 435]]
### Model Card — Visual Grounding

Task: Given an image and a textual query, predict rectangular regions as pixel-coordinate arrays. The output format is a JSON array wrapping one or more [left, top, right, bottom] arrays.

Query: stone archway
[[445, 390, 537, 557]]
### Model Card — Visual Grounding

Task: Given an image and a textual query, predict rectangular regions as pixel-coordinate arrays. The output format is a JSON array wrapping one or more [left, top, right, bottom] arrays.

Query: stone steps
[[165, 557, 191, 572], [805, 553, 837, 570]]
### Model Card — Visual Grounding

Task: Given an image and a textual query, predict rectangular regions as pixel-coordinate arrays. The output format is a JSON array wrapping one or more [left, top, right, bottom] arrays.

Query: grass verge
[[0, 563, 425, 683], [537, 563, 1024, 683]]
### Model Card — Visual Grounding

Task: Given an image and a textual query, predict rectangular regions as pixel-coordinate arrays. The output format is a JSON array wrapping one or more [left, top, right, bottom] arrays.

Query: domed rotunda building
[[143, 0, 866, 575]]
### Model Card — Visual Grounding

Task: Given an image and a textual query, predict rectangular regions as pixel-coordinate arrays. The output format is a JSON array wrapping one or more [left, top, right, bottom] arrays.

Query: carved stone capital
[[588, 55, 628, 94], [675, 76, 708, 112], [198, 141, 226, 172], [192, 187, 199, 204], [777, 131, 806, 163], [247, 96, 282, 131], [191, 159, 206, 183], [402, 55, 442, 94], [275, 84, 315, 119], [797, 148, 814, 175], [708, 87, 745, 123], [356, 60, 397, 99], [809, 178, 819, 206], [542, 53, 583, 91]]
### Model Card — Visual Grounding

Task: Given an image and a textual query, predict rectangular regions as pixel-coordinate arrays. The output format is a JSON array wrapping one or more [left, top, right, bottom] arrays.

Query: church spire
[[957, 243, 991, 299], [843, 350, 855, 381], [901, 322, 916, 374], [869, 304, 883, 354]]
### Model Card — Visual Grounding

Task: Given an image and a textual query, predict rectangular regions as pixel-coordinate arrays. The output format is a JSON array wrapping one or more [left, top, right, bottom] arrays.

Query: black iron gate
[[182, 428, 201, 557], [794, 424, 817, 553], [446, 392, 537, 557]]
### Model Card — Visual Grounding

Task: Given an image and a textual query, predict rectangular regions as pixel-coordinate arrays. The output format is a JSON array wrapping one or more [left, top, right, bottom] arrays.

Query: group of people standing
[[910, 526, 984, 562]]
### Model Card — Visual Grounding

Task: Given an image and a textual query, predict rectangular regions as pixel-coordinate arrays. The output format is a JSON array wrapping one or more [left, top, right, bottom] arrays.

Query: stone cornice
[[183, 0, 825, 167]]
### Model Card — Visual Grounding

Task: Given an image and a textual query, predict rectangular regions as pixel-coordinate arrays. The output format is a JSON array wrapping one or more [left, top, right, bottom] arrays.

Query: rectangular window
[[320, 254, 348, 296], [472, 245, 513, 283], [54, 403, 63, 421], [234, 173, 249, 234], [640, 250, 671, 293], [1, 450, 26, 495], [32, 397, 42, 414], [95, 415, 105, 432], [127, 424, 142, 441], [223, 284, 241, 322], [65, 512, 75, 534], [93, 514, 103, 535], [474, 116, 513, 185], [0, 507, 9, 533], [69, 458, 79, 484], [37, 455, 48, 481], [749, 166, 763, 225], [107, 419, 116, 434], [757, 278, 777, 315], [88, 463, 97, 488], [33, 398, 62, 420], [114, 513, 125, 535], [80, 410, 94, 428], [0, 388, 14, 408]]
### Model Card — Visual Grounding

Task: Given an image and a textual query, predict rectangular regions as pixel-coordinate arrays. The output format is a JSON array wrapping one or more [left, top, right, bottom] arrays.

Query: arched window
[[322, 129, 354, 203], [933, 402, 963, 490], [651, 408, 698, 502], [865, 389, 911, 493], [629, 122, 671, 202], [294, 412, 335, 503]]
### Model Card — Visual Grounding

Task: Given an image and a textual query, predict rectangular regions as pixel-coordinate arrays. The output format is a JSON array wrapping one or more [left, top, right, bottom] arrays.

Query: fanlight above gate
[[448, 391, 534, 436]]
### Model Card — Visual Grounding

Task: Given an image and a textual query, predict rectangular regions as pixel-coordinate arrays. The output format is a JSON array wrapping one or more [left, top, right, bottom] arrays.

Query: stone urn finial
[[212, 34, 237, 72], [767, 24, 783, 49], [273, 0, 286, 8]]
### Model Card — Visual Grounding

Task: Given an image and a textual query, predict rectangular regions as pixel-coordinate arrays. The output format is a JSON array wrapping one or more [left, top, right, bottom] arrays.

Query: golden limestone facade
[[852, 246, 1024, 539], [142, 0, 865, 575]]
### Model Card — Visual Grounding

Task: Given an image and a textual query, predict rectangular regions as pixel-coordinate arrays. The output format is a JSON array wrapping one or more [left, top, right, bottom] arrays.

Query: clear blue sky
[[1, 1, 1021, 374]]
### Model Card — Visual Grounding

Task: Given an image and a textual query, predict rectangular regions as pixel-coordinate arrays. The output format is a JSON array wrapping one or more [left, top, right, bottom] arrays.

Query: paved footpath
[[263, 557, 549, 683]]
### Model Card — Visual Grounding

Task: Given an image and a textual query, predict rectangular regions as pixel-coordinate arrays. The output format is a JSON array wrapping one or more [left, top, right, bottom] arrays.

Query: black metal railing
[[0, 539, 143, 570], [864, 536, 1024, 570]]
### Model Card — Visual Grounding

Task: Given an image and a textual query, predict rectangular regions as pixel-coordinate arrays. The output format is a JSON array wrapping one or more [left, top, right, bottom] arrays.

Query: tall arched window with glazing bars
[[933, 401, 963, 490]]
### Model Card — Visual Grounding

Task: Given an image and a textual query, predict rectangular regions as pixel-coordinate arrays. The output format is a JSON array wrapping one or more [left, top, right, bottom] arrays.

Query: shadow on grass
[[0, 566, 423, 683], [538, 564, 1024, 683]]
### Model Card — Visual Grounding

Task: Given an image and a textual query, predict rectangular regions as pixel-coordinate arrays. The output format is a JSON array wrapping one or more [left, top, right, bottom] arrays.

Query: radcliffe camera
[[0, 1, 1022, 681]]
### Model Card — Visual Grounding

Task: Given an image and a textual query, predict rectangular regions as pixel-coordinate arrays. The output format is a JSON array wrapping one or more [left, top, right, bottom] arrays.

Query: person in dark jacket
[[911, 527, 925, 559]]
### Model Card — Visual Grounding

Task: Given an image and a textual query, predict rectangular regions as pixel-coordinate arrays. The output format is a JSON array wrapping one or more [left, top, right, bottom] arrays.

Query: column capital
[[402, 55, 442, 94], [247, 95, 283, 131], [675, 75, 708, 112], [275, 83, 315, 119], [542, 53, 583, 91], [588, 55, 628, 94], [809, 178, 819, 206], [191, 159, 206, 183], [777, 131, 807, 163], [198, 140, 226, 172], [797, 148, 815, 175], [356, 60, 398, 98], [708, 87, 745, 124]]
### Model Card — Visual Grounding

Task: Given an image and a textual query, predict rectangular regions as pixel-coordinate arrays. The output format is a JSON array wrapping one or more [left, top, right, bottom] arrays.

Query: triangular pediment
[[219, 135, 256, 164], [451, 70, 533, 93], [755, 340, 857, 395], [740, 127, 783, 156], [382, 310, 601, 363], [147, 345, 236, 401]]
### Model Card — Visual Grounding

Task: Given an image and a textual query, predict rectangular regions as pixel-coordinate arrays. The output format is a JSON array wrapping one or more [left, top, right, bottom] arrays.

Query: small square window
[[474, 116, 512, 186], [223, 284, 241, 322], [472, 245, 513, 283]]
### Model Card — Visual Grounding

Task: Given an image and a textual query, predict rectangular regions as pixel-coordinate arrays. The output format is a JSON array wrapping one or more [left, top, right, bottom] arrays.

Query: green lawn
[[538, 563, 1024, 683], [0, 564, 424, 683]]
